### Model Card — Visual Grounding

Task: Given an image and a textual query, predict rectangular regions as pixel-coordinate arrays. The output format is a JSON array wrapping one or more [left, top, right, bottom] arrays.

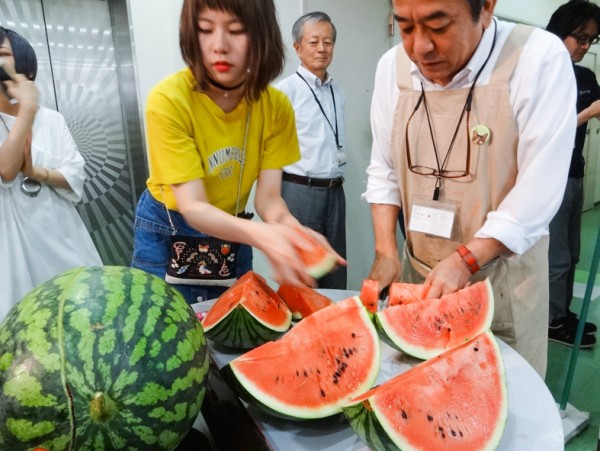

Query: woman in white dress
[[0, 27, 102, 323]]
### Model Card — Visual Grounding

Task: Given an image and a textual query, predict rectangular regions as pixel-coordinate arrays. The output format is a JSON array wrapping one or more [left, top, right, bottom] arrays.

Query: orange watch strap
[[456, 245, 480, 274]]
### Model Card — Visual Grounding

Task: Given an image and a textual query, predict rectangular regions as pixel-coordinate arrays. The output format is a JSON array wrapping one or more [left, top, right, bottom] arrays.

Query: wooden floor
[[545, 206, 600, 451]]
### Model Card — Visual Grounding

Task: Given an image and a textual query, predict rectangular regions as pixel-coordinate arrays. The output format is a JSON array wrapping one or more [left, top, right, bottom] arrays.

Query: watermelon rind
[[0, 266, 209, 451], [375, 279, 494, 360], [204, 308, 289, 349], [226, 297, 381, 420], [306, 253, 337, 279], [342, 403, 400, 451], [343, 331, 508, 451]]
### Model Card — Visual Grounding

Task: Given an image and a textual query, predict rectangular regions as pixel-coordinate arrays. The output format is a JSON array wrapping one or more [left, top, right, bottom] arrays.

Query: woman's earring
[[246, 68, 251, 73]]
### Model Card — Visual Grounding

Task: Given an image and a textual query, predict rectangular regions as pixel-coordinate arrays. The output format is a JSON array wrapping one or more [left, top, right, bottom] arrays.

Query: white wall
[[127, 0, 185, 116], [127, 0, 600, 290]]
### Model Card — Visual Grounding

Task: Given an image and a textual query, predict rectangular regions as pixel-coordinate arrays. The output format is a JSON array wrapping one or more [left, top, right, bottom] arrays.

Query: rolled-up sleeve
[[476, 29, 577, 255]]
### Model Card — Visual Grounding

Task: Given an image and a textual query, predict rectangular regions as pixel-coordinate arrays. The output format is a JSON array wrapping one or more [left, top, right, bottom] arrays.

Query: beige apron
[[393, 25, 548, 378]]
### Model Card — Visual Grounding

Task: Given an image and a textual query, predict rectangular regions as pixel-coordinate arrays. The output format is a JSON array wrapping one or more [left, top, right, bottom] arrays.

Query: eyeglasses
[[569, 33, 600, 46], [405, 90, 471, 179]]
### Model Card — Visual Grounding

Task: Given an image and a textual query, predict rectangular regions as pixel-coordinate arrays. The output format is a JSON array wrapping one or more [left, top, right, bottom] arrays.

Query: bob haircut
[[0, 27, 38, 82], [179, 0, 285, 102], [546, 0, 600, 40]]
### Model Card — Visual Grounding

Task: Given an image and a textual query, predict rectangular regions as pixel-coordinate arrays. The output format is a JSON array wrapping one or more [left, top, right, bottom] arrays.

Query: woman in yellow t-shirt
[[132, 0, 343, 304]]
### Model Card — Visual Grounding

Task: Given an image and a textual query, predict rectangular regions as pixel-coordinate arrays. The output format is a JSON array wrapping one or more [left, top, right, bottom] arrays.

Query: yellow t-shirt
[[146, 69, 300, 213]]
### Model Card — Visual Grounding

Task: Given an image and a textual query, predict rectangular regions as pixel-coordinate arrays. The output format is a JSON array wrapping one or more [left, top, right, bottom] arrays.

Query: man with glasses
[[546, 0, 600, 349], [363, 0, 576, 377]]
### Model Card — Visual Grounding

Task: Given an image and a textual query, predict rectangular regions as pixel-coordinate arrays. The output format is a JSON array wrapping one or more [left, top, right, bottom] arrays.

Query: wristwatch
[[20, 176, 42, 197]]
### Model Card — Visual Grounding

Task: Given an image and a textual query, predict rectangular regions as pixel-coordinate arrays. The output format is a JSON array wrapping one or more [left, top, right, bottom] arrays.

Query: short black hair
[[0, 27, 37, 81], [546, 0, 600, 39], [466, 0, 487, 22], [390, 0, 486, 22]]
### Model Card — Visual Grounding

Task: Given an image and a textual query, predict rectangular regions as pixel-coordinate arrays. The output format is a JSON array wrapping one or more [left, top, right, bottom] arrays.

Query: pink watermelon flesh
[[360, 279, 379, 313], [276, 283, 334, 320], [345, 331, 507, 451], [387, 282, 429, 307], [202, 271, 291, 332], [376, 279, 494, 359], [228, 297, 380, 419]]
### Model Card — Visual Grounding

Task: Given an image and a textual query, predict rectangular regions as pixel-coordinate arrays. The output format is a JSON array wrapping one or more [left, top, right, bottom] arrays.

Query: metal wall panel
[[0, 0, 146, 265]]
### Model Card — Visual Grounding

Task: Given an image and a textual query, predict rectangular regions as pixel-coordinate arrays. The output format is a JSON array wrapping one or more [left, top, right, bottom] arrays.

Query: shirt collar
[[297, 64, 333, 87], [410, 17, 497, 90]]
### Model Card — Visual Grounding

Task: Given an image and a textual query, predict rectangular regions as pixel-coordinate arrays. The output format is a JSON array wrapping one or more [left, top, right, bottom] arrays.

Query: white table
[[196, 290, 564, 451]]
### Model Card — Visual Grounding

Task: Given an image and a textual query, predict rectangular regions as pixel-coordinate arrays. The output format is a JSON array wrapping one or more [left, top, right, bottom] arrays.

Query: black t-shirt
[[572, 64, 600, 178]]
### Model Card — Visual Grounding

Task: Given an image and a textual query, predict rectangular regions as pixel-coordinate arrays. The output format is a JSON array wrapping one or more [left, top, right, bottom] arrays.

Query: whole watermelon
[[0, 266, 209, 450]]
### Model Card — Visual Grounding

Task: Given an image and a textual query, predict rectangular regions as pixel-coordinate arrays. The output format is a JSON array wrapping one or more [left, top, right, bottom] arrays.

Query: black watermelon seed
[[320, 389, 326, 397], [401, 410, 408, 419], [427, 415, 433, 422]]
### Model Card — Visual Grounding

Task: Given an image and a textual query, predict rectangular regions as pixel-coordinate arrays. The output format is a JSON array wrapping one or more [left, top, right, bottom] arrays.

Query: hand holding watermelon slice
[[291, 226, 345, 280], [249, 222, 342, 287]]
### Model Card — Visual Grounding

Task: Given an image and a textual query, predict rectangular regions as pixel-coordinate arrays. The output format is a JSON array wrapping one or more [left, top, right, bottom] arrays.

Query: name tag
[[409, 204, 455, 239], [336, 147, 347, 166]]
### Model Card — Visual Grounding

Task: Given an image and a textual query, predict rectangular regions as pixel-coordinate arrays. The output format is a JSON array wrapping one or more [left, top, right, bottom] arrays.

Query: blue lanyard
[[296, 72, 341, 149]]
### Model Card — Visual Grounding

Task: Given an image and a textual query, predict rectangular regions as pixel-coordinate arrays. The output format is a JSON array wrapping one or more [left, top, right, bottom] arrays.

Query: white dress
[[0, 107, 103, 322]]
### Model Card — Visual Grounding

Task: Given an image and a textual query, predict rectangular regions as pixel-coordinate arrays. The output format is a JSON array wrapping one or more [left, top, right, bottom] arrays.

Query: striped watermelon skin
[[343, 403, 399, 451], [0, 266, 209, 450], [204, 308, 287, 349]]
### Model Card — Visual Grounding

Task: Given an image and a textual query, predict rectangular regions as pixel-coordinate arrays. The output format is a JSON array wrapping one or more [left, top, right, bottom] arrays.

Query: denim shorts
[[131, 189, 252, 304]]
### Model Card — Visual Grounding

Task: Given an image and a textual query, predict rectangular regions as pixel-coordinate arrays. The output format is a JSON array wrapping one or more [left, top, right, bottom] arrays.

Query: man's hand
[[367, 252, 401, 294]]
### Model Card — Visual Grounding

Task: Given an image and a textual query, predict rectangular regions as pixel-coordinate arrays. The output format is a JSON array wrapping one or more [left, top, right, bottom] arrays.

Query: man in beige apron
[[364, 0, 577, 378]]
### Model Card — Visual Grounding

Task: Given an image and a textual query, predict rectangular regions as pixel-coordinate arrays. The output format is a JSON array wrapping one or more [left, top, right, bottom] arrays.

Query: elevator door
[[0, 0, 145, 265]]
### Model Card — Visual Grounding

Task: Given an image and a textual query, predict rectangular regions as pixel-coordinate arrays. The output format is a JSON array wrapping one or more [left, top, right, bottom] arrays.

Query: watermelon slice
[[202, 271, 292, 349], [223, 297, 380, 419], [375, 279, 494, 359], [343, 331, 507, 451], [387, 281, 428, 307], [294, 227, 337, 278], [360, 279, 380, 313], [276, 283, 334, 320]]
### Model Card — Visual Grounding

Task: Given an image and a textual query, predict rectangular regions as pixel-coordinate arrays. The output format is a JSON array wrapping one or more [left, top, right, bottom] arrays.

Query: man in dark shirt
[[546, 0, 600, 348]]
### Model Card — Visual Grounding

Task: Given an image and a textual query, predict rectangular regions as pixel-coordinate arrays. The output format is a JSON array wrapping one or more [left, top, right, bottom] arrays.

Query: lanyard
[[296, 72, 341, 149], [418, 19, 497, 200]]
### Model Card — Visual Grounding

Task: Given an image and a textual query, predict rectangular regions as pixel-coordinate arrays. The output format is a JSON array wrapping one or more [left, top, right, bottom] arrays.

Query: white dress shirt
[[275, 65, 346, 179], [363, 19, 577, 255]]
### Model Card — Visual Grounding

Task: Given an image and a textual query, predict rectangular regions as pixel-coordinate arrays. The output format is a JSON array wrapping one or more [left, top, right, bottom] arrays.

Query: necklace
[[206, 76, 245, 98], [0, 112, 42, 197]]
